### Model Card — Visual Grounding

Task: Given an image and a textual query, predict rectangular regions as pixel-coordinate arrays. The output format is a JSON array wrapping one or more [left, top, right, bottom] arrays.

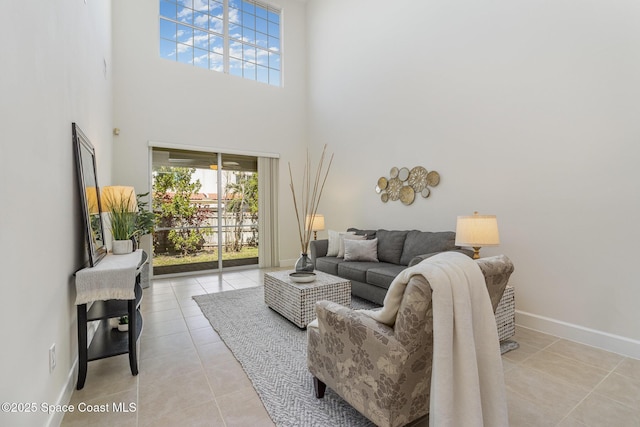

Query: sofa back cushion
[[376, 230, 409, 264], [347, 227, 377, 239], [399, 230, 457, 266]]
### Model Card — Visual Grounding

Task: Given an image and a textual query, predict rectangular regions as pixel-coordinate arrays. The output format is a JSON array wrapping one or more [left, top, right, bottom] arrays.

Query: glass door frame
[[148, 142, 269, 276]]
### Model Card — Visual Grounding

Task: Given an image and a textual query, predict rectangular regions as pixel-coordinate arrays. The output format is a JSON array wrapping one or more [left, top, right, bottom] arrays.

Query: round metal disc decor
[[398, 167, 410, 181], [381, 193, 389, 203], [377, 176, 388, 190], [375, 185, 381, 194], [408, 166, 428, 192], [399, 186, 415, 205], [426, 171, 440, 186], [390, 167, 399, 179], [421, 188, 431, 198], [387, 177, 402, 201]]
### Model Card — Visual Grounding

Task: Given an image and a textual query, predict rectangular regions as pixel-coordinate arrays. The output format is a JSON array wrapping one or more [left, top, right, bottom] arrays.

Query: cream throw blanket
[[361, 251, 508, 427]]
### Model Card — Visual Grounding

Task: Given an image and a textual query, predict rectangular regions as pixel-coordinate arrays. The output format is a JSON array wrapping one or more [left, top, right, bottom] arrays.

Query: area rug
[[194, 286, 375, 426], [193, 286, 517, 427]]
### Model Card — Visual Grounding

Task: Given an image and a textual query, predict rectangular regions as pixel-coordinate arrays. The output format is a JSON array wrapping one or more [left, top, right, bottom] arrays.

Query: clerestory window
[[159, 0, 282, 86]]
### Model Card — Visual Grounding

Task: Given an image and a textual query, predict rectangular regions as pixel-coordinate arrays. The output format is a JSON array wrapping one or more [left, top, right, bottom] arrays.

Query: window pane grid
[[160, 0, 280, 86]]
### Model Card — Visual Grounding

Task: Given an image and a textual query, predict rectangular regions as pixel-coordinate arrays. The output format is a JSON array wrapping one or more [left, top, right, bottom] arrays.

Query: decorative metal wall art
[[375, 166, 440, 205]]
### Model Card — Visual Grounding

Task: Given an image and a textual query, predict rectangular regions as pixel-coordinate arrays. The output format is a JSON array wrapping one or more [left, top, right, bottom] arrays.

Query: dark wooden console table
[[75, 250, 147, 390]]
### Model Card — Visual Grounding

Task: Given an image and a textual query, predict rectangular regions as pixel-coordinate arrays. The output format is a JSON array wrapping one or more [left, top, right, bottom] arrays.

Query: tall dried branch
[[288, 144, 333, 254]]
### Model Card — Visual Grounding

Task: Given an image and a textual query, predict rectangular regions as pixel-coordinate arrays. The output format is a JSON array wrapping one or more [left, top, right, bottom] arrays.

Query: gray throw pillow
[[338, 234, 366, 258], [327, 230, 355, 257], [343, 238, 379, 262]]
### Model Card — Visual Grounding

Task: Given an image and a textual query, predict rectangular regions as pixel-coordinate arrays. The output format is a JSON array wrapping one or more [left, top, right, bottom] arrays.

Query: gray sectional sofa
[[309, 228, 471, 305]]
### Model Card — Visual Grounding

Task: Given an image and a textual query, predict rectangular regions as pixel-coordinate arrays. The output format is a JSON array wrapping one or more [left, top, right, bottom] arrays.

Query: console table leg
[[77, 304, 88, 390], [127, 299, 138, 376]]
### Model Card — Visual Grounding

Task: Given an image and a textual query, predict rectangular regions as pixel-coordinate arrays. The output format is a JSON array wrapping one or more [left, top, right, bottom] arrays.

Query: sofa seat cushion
[[366, 264, 408, 290], [399, 230, 457, 266], [315, 256, 343, 276], [337, 261, 395, 284]]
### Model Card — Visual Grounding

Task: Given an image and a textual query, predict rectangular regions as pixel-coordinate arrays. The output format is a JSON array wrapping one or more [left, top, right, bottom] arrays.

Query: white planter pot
[[117, 323, 128, 332], [112, 239, 133, 255]]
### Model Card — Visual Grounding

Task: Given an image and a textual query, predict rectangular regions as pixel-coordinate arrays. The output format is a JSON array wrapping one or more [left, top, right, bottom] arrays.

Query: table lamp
[[455, 211, 500, 259], [305, 214, 325, 240], [85, 186, 99, 214], [101, 186, 137, 213]]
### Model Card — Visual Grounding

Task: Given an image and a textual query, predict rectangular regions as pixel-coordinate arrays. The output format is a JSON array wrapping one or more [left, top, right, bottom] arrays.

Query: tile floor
[[62, 268, 640, 427]]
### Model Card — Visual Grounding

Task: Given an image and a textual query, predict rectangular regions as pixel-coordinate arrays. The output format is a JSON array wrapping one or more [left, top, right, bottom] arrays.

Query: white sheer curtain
[[258, 157, 279, 267]]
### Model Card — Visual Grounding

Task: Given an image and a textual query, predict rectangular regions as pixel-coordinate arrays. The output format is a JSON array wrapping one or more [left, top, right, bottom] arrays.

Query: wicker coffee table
[[264, 270, 351, 328]]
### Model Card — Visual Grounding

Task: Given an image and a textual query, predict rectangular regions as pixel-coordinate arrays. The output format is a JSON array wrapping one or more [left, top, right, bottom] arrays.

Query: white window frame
[[159, 0, 282, 86]]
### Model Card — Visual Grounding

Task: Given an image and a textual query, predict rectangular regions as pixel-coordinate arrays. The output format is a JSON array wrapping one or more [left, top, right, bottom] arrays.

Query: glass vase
[[295, 253, 314, 273]]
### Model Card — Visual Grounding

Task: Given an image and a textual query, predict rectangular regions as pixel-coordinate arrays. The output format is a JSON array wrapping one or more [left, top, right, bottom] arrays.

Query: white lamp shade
[[455, 213, 500, 247], [305, 214, 325, 231], [101, 186, 137, 213]]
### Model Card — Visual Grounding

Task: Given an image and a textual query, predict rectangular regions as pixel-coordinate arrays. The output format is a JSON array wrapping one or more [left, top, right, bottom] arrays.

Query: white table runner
[[75, 250, 143, 305]]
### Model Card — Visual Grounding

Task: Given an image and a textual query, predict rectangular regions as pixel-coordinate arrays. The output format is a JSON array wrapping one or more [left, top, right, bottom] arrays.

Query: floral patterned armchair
[[307, 255, 514, 427]]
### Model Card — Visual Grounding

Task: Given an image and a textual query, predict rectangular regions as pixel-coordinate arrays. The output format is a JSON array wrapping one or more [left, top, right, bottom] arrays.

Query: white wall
[[0, 1, 113, 426], [111, 0, 308, 264], [307, 0, 640, 357]]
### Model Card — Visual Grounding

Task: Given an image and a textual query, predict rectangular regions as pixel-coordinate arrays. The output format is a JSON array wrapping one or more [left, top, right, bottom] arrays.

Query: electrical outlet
[[49, 344, 56, 373]]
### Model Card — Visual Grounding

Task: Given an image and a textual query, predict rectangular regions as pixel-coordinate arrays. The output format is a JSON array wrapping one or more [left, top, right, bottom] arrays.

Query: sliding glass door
[[151, 147, 259, 275]]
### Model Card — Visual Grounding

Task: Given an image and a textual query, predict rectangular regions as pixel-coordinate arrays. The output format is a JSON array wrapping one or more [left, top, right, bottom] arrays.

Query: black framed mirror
[[73, 123, 107, 267]]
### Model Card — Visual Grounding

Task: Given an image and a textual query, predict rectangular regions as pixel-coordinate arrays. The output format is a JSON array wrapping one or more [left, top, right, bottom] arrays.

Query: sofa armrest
[[309, 239, 328, 264], [314, 301, 408, 358], [408, 248, 474, 267]]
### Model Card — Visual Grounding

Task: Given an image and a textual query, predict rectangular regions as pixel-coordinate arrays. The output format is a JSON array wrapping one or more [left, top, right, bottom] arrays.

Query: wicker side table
[[264, 270, 351, 328], [495, 285, 515, 342]]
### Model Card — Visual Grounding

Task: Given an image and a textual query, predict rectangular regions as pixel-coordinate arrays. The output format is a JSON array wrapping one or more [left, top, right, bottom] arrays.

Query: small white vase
[[117, 323, 128, 332], [112, 239, 133, 255]]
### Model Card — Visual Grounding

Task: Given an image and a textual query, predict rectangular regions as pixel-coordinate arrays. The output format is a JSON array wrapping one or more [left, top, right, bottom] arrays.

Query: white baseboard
[[47, 317, 99, 426], [280, 258, 296, 268], [516, 309, 640, 360], [47, 358, 78, 427]]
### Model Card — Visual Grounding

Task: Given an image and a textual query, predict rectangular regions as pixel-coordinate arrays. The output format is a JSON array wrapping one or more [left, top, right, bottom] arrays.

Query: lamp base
[[472, 247, 481, 260]]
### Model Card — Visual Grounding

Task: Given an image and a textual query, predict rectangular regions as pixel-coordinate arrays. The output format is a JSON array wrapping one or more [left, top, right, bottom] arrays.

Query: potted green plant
[[131, 192, 156, 250], [102, 186, 138, 254], [117, 315, 128, 332], [102, 188, 156, 254]]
